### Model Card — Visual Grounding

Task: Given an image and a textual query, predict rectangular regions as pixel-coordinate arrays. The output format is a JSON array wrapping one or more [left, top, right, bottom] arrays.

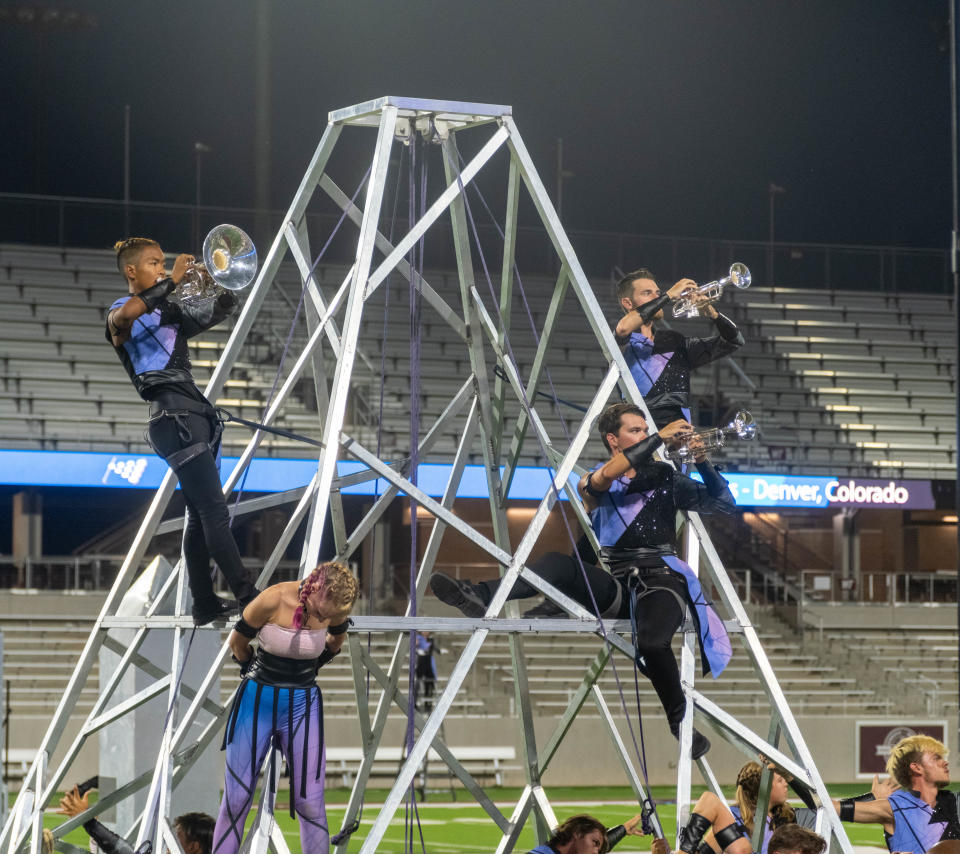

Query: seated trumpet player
[[106, 237, 258, 626], [431, 403, 736, 759], [614, 267, 745, 428]]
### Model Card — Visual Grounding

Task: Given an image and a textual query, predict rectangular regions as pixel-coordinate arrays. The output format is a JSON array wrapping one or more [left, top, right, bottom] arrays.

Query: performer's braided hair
[[735, 761, 796, 836], [113, 237, 160, 274], [293, 561, 359, 630]]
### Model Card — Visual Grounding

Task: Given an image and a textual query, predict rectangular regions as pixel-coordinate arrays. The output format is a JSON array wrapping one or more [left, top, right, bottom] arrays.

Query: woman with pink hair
[[212, 562, 359, 854]]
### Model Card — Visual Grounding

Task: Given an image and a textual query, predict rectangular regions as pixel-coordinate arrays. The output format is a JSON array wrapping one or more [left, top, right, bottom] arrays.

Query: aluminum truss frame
[[3, 97, 852, 854]]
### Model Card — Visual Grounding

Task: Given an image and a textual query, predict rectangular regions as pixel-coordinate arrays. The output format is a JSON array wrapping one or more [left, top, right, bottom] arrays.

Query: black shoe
[[670, 725, 711, 760], [192, 595, 238, 627], [522, 599, 567, 619], [429, 573, 488, 617]]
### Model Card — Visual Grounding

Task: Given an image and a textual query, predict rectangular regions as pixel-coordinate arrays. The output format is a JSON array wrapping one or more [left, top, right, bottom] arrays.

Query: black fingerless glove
[[635, 293, 671, 323], [232, 653, 253, 676], [316, 646, 340, 670], [622, 434, 664, 470], [135, 277, 176, 312], [605, 824, 627, 848], [216, 289, 239, 311]]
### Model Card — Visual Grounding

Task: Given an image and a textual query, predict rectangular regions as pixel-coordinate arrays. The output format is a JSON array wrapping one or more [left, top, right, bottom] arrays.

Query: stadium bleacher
[[2, 242, 954, 476]]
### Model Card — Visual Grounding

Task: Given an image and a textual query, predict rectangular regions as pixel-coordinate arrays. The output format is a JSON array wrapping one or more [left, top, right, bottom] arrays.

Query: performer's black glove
[[634, 294, 671, 324], [135, 277, 176, 312], [232, 653, 253, 676], [316, 646, 340, 670], [216, 289, 239, 311], [621, 434, 664, 470]]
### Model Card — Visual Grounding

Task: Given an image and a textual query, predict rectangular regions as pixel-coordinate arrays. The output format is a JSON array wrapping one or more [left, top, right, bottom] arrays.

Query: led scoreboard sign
[[0, 450, 939, 510], [720, 474, 934, 510]]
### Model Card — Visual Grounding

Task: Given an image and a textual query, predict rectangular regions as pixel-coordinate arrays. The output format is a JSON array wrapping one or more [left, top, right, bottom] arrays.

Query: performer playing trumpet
[[614, 268, 744, 428], [106, 237, 258, 625], [431, 403, 735, 759]]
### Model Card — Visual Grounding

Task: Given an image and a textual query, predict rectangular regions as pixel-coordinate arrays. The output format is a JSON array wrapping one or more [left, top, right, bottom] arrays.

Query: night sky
[[1, 1, 954, 250]]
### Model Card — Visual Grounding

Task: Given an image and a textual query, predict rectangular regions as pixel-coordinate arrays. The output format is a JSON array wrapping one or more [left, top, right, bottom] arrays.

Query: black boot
[[669, 721, 711, 760], [191, 594, 238, 627], [678, 813, 712, 854], [429, 573, 489, 617]]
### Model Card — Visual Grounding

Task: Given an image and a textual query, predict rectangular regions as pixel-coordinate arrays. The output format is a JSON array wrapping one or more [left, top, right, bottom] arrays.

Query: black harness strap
[[216, 408, 326, 449]]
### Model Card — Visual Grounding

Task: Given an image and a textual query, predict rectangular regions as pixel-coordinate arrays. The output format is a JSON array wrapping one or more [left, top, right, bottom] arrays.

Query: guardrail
[[0, 192, 950, 292]]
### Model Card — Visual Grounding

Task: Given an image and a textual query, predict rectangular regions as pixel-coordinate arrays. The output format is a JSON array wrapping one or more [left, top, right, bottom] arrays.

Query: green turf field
[[41, 786, 893, 853]]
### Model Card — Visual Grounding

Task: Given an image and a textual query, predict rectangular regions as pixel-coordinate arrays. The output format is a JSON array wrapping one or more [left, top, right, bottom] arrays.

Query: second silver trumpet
[[664, 410, 758, 462]]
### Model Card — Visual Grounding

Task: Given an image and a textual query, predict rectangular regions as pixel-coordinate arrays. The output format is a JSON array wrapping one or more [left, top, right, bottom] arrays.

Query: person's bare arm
[[228, 586, 280, 663], [107, 254, 191, 346], [831, 795, 894, 831]]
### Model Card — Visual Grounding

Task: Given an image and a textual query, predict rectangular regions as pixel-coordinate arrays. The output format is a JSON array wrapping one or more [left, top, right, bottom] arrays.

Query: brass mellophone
[[672, 262, 751, 319], [664, 409, 758, 462], [175, 223, 258, 305]]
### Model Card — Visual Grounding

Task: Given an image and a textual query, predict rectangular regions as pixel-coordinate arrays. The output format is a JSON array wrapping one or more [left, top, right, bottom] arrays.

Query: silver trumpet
[[672, 262, 751, 319], [665, 409, 758, 462], [175, 224, 258, 305]]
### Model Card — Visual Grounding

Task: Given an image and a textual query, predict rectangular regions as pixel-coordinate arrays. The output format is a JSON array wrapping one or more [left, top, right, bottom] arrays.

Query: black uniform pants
[[148, 410, 256, 604], [477, 551, 687, 726]]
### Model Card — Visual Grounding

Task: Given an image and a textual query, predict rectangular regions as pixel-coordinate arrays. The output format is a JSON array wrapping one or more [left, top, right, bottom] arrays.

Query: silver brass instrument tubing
[[174, 224, 258, 305], [664, 410, 757, 462], [672, 262, 751, 319]]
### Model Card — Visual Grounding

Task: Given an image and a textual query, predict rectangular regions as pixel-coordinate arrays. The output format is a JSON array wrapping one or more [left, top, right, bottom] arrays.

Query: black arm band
[[234, 616, 259, 638], [635, 293, 671, 323], [715, 823, 746, 850], [839, 793, 875, 822], [622, 434, 664, 470], [328, 617, 353, 636], [135, 277, 176, 312], [605, 824, 626, 848], [583, 471, 606, 498]]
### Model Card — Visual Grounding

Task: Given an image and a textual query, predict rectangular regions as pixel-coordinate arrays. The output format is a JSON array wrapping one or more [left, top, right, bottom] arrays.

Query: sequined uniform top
[[105, 289, 238, 401], [589, 444, 736, 574], [614, 309, 743, 424]]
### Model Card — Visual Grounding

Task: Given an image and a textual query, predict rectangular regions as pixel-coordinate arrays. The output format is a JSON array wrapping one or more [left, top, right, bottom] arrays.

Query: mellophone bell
[[176, 223, 258, 304]]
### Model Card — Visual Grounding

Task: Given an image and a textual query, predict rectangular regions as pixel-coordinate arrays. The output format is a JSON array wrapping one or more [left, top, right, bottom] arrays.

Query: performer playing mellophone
[[106, 236, 258, 626]]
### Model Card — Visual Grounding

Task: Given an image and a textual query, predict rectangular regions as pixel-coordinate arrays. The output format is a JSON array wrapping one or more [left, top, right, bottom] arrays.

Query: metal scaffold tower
[[3, 97, 854, 854]]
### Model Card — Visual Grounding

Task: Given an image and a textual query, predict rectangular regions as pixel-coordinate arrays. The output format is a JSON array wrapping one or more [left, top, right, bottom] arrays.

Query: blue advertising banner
[[0, 449, 939, 509]]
